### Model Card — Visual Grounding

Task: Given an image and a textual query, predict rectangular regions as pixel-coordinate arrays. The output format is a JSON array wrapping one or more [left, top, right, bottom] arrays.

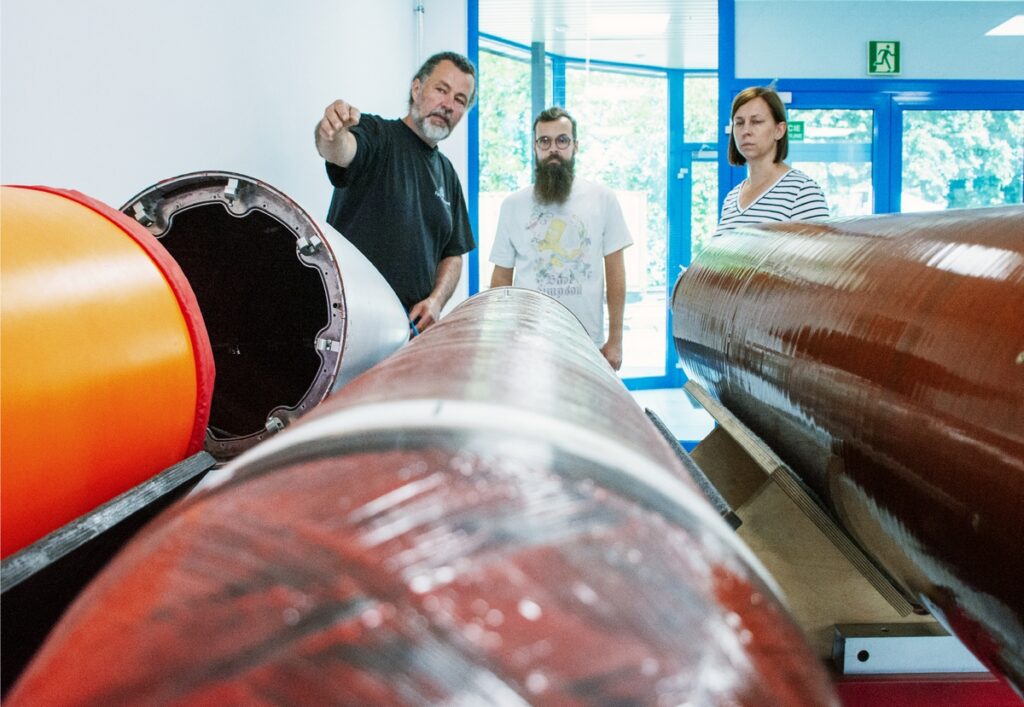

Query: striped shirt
[[714, 169, 830, 237]]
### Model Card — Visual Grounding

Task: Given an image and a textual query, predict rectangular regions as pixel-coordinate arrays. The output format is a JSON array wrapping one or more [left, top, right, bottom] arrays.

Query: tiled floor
[[630, 387, 715, 448]]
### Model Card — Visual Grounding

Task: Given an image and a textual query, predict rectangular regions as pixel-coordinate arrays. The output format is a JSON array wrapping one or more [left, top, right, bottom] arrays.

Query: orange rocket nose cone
[[0, 185, 214, 559]]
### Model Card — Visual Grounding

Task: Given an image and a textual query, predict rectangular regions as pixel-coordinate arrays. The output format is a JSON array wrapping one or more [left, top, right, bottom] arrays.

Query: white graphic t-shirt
[[489, 178, 632, 344]]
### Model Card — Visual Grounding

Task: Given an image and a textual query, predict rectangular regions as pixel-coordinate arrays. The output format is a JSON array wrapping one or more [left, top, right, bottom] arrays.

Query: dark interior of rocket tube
[[160, 204, 328, 439]]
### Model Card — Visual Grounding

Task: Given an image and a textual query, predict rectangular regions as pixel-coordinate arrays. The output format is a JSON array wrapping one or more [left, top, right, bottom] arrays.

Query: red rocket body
[[9, 288, 836, 706], [673, 206, 1024, 693]]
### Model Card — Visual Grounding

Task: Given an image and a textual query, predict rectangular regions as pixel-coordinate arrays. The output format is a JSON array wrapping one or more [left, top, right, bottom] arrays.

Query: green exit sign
[[868, 40, 900, 75], [788, 121, 805, 141]]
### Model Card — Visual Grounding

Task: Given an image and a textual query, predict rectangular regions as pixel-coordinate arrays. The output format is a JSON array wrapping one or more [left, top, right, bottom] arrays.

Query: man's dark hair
[[533, 106, 577, 139], [409, 51, 478, 107], [727, 86, 788, 166]]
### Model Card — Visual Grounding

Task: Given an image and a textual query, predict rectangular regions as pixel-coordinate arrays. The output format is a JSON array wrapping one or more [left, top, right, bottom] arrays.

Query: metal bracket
[[131, 202, 154, 227], [298, 234, 323, 255], [223, 178, 240, 202], [315, 337, 341, 353], [833, 623, 986, 675]]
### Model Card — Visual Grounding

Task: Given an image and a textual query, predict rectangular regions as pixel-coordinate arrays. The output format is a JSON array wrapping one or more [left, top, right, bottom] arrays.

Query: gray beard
[[534, 156, 575, 204], [412, 103, 452, 142]]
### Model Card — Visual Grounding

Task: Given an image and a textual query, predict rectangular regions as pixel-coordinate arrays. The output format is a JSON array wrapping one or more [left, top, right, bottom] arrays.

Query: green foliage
[[479, 50, 533, 192], [567, 68, 669, 287], [789, 108, 874, 217], [684, 76, 718, 144], [686, 77, 719, 260], [691, 161, 718, 260], [903, 110, 1024, 209]]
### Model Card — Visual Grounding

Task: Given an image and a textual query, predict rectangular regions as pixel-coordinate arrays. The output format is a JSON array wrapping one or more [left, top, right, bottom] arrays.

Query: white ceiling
[[479, 0, 718, 70], [477, 0, 1022, 70]]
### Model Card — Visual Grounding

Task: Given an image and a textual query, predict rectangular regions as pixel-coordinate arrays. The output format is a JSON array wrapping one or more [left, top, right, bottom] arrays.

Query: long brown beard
[[534, 155, 575, 205]]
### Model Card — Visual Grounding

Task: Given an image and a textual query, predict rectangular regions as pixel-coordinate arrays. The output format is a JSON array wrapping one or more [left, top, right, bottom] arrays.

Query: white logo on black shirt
[[435, 186, 450, 208]]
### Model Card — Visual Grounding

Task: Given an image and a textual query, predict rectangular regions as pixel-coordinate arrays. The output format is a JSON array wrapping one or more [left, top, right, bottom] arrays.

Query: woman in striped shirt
[[714, 86, 830, 237]]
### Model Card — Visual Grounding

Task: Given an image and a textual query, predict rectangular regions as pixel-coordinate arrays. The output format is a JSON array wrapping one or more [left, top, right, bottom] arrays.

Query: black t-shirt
[[325, 114, 475, 311]]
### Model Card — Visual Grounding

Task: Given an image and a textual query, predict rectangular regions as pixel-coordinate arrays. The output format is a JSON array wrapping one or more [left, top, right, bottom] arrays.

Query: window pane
[[902, 109, 1024, 212], [567, 66, 668, 379], [478, 46, 539, 290], [788, 108, 874, 217], [691, 160, 718, 260], [684, 76, 718, 144]]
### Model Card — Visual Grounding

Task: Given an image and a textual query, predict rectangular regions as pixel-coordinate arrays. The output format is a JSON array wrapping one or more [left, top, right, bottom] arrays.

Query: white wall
[[737, 1, 1024, 80], [421, 0, 470, 187], [1, 0, 472, 302], [419, 0, 472, 307]]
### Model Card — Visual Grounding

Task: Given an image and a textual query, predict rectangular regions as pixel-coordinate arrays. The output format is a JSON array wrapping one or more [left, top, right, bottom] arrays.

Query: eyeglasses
[[535, 134, 573, 150]]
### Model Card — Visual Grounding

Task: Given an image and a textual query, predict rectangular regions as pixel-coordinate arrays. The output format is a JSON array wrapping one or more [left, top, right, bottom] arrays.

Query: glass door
[[785, 94, 882, 217], [476, 39, 552, 290], [685, 74, 720, 262], [786, 107, 875, 217], [565, 64, 669, 381]]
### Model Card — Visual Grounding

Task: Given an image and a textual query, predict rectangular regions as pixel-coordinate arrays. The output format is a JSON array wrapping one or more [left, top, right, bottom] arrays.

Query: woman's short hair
[[727, 86, 788, 166]]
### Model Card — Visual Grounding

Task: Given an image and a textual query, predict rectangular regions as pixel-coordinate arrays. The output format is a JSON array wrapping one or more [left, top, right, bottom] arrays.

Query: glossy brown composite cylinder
[[672, 206, 1024, 692], [8, 288, 836, 706]]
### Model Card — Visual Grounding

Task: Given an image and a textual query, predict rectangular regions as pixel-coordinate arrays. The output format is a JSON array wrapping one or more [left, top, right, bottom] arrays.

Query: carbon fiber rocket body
[[672, 206, 1024, 692]]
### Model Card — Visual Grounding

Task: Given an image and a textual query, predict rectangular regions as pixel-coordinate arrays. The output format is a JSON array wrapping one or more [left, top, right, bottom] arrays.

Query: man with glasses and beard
[[489, 107, 632, 370], [315, 51, 477, 332]]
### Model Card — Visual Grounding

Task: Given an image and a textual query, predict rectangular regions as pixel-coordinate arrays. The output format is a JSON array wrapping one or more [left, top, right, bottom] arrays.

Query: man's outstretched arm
[[315, 99, 360, 168]]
